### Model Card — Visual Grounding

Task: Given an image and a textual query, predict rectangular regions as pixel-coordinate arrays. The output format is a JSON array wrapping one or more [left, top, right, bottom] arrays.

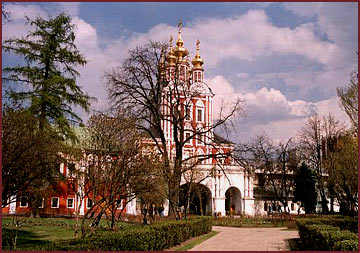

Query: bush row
[[297, 220, 358, 251], [36, 217, 212, 251], [212, 216, 296, 228], [296, 217, 358, 233]]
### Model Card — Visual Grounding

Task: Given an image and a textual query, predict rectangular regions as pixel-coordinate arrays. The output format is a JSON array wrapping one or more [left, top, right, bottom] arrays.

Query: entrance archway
[[225, 187, 242, 215], [179, 183, 212, 215]]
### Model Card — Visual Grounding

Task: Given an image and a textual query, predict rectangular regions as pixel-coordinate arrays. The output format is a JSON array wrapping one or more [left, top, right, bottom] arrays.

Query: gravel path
[[189, 226, 299, 251]]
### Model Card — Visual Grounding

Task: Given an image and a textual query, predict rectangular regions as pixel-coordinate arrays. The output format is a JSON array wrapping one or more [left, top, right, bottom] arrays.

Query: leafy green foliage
[[326, 133, 358, 215], [293, 162, 317, 214], [333, 239, 359, 251], [296, 218, 358, 251], [337, 69, 358, 132], [2, 104, 64, 208], [3, 12, 93, 142]]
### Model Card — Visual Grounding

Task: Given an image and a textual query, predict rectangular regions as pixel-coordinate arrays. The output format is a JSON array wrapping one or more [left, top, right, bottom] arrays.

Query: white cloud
[[182, 10, 339, 66], [2, 3, 354, 142], [73, 17, 98, 52], [57, 2, 80, 17], [207, 75, 350, 142], [284, 2, 358, 66], [2, 4, 47, 42]]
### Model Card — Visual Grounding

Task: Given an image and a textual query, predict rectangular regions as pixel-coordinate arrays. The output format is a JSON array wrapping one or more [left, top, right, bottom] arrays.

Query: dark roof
[[140, 126, 161, 138], [213, 133, 234, 145], [141, 127, 234, 145]]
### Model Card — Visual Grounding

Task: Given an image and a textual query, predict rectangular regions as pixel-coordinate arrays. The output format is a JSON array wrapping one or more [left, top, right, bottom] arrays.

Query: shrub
[[36, 216, 212, 251], [296, 216, 358, 233], [333, 240, 359, 251], [297, 220, 358, 251], [212, 216, 295, 228]]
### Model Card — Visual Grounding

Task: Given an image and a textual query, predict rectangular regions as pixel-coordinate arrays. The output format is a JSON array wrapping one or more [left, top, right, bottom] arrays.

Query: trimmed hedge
[[35, 217, 212, 251], [334, 239, 359, 251], [297, 217, 358, 233], [297, 219, 358, 251]]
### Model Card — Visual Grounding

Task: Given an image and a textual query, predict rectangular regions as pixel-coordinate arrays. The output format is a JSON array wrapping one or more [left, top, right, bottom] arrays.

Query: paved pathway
[[189, 226, 299, 251]]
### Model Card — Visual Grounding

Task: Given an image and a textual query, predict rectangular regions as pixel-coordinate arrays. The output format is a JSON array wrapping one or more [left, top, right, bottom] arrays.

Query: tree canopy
[[3, 12, 93, 142], [337, 69, 358, 133]]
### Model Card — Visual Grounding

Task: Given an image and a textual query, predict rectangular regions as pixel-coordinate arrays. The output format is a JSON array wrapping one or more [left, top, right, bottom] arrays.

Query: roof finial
[[192, 39, 204, 69], [169, 35, 173, 48], [178, 19, 183, 35], [196, 39, 200, 52]]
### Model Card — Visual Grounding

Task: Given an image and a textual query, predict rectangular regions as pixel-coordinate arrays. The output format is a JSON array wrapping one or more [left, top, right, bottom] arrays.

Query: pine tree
[[3, 12, 93, 142], [293, 162, 318, 214]]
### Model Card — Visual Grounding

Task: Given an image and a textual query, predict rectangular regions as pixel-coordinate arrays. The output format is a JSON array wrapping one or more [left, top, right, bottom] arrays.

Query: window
[[197, 109, 203, 122], [51, 197, 59, 208], [67, 198, 74, 208], [116, 199, 123, 209], [291, 203, 295, 211], [185, 106, 192, 121], [67, 163, 75, 177], [196, 131, 204, 146], [184, 131, 192, 145], [87, 198, 93, 209], [20, 196, 28, 208], [59, 163, 64, 174], [195, 100, 205, 122]]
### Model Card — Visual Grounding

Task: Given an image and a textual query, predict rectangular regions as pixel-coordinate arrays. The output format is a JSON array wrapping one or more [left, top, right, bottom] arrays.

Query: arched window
[[196, 100, 205, 122]]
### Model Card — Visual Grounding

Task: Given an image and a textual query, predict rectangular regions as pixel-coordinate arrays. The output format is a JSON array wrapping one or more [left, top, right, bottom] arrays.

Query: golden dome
[[159, 50, 166, 77], [173, 19, 189, 60], [166, 35, 176, 66], [192, 39, 204, 69]]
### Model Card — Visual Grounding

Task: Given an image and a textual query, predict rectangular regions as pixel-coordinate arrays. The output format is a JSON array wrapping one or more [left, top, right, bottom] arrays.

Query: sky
[[2, 2, 358, 143]]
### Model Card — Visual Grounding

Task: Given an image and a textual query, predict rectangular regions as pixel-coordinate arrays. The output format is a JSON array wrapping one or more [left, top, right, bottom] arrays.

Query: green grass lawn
[[2, 216, 140, 250]]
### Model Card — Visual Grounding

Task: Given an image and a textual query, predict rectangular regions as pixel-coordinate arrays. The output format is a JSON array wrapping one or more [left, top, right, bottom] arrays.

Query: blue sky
[[2, 2, 358, 142]]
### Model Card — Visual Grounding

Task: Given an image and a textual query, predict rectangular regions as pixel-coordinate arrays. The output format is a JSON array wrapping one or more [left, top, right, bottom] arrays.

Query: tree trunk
[[185, 184, 192, 218], [168, 185, 180, 219], [198, 189, 204, 216]]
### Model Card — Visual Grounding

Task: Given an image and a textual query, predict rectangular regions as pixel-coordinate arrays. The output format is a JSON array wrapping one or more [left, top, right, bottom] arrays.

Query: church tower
[[162, 20, 214, 164]]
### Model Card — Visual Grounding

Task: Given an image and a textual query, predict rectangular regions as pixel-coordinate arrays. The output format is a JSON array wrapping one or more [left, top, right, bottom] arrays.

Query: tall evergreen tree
[[293, 162, 318, 214], [3, 12, 93, 142]]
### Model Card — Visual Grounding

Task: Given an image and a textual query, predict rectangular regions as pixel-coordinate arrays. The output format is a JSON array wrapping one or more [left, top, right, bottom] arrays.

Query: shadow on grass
[[3, 229, 51, 250], [288, 238, 303, 251]]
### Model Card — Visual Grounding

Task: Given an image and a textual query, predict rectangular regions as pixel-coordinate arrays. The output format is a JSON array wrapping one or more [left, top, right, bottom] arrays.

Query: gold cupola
[[192, 39, 204, 70], [166, 35, 176, 67], [159, 50, 166, 80], [173, 20, 189, 60]]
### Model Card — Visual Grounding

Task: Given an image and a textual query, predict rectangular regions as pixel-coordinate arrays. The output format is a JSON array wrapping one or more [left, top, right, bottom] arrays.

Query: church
[[126, 22, 256, 217], [3, 22, 256, 217]]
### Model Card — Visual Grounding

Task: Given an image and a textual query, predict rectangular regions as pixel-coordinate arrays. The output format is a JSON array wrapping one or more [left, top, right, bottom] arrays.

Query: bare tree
[[297, 113, 345, 213], [106, 35, 243, 218], [67, 110, 164, 237], [236, 134, 298, 212]]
